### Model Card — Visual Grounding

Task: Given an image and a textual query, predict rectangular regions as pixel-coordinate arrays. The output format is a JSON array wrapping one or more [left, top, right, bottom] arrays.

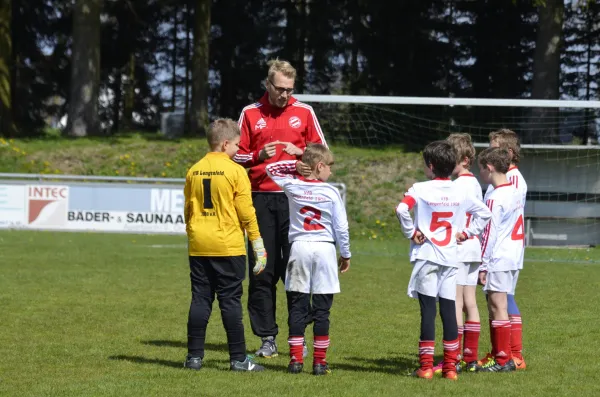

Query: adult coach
[[234, 59, 327, 357]]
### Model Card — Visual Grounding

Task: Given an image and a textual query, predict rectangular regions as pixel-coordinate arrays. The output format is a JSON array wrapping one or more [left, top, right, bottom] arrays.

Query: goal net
[[295, 94, 600, 248]]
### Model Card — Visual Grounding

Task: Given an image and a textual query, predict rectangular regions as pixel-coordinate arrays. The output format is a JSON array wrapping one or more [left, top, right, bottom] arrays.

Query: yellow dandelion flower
[[161, 172, 166, 177], [375, 219, 380, 224], [115, 170, 120, 175], [381, 222, 387, 227], [165, 162, 171, 167]]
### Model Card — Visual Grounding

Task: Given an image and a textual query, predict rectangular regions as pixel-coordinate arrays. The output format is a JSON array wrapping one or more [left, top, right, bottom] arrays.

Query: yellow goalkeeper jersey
[[184, 152, 260, 256]]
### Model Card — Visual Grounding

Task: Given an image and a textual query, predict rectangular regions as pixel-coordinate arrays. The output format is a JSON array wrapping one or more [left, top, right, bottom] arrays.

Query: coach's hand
[[251, 238, 268, 275], [295, 160, 312, 177], [259, 141, 280, 161], [280, 142, 303, 156], [478, 271, 487, 286], [339, 257, 351, 273]]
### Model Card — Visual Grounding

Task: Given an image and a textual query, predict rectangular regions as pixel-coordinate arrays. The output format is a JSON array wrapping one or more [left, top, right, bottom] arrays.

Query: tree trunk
[[529, 0, 564, 143], [171, 7, 178, 112], [296, 0, 307, 93], [68, 0, 102, 137], [123, 53, 135, 130], [0, 0, 15, 136], [190, 0, 210, 136], [111, 68, 122, 132], [184, 0, 191, 133]]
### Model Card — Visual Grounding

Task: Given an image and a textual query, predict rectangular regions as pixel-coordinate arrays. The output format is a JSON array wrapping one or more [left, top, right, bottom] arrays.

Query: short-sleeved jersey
[[480, 183, 524, 272], [265, 161, 351, 259], [486, 166, 527, 269], [453, 173, 484, 263], [396, 179, 492, 267], [184, 152, 260, 256]]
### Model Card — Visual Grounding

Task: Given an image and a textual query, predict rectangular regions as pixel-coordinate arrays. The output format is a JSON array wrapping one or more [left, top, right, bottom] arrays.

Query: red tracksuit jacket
[[234, 92, 328, 192]]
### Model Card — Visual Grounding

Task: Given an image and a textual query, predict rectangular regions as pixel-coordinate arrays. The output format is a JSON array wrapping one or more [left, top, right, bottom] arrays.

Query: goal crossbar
[[294, 94, 600, 109]]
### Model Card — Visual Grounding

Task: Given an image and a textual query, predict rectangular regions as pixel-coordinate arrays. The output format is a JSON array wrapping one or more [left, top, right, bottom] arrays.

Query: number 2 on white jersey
[[300, 206, 325, 231]]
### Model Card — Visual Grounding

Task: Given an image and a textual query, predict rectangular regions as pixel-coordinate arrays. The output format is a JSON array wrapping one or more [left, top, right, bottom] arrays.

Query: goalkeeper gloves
[[251, 238, 268, 275]]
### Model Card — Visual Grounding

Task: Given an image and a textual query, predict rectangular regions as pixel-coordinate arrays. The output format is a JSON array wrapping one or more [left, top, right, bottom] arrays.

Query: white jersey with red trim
[[395, 179, 492, 267], [486, 166, 527, 204], [454, 173, 484, 263], [485, 166, 527, 269], [480, 183, 524, 272], [265, 161, 351, 258]]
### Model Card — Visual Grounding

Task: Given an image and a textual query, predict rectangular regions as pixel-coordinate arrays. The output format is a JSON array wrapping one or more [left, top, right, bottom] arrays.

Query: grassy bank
[[0, 134, 425, 236]]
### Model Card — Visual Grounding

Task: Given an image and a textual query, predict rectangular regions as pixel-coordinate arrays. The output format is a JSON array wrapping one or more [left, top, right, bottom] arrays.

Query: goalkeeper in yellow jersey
[[183, 118, 268, 372]]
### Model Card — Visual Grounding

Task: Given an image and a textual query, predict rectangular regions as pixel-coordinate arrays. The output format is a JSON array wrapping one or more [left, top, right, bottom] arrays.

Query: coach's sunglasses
[[268, 79, 294, 94]]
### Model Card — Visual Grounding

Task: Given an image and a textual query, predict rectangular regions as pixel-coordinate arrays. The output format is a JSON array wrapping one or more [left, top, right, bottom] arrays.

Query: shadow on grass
[[334, 353, 420, 375], [142, 340, 229, 353], [109, 355, 183, 369]]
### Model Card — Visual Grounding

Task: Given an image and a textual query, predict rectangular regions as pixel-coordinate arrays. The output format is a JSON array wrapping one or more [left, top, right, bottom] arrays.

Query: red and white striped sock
[[288, 336, 305, 364], [491, 320, 512, 366], [442, 338, 460, 373], [463, 321, 480, 363], [313, 335, 330, 366], [418, 340, 435, 371]]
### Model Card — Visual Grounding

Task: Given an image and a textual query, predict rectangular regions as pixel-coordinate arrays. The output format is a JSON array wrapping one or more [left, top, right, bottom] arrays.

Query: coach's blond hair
[[302, 143, 333, 169], [267, 58, 297, 80], [447, 133, 475, 169], [489, 129, 521, 164], [478, 147, 511, 174], [207, 118, 240, 149]]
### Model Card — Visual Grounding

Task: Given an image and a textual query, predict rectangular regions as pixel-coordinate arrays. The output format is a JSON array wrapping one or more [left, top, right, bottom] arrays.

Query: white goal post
[[295, 94, 600, 247]]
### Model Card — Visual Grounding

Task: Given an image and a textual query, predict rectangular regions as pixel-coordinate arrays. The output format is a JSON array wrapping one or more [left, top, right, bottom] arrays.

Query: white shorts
[[483, 270, 519, 294], [457, 262, 480, 286], [407, 260, 457, 300], [285, 240, 340, 294]]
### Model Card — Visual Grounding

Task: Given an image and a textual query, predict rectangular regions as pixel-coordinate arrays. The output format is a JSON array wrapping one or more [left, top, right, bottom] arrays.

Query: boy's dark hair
[[422, 140, 456, 178], [489, 129, 521, 164], [478, 147, 511, 174]]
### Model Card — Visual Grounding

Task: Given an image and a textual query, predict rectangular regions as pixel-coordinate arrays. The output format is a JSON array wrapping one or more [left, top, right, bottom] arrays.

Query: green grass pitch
[[1, 230, 600, 396]]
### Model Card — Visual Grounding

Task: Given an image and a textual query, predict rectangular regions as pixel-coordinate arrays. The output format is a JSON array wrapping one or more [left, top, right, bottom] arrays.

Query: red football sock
[[463, 321, 480, 363], [288, 336, 304, 364], [443, 338, 460, 374], [509, 315, 523, 360], [418, 340, 435, 371], [458, 325, 464, 359], [491, 320, 512, 366], [489, 319, 496, 356], [313, 335, 330, 366]]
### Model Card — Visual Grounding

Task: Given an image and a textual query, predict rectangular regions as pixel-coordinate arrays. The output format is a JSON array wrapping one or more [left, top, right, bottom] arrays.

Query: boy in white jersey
[[477, 147, 524, 372], [480, 129, 527, 370], [265, 144, 350, 376], [396, 141, 491, 381], [432, 133, 484, 374]]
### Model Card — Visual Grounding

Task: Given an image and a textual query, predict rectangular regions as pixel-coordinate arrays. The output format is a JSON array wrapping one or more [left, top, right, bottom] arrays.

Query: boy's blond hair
[[302, 143, 333, 169], [447, 133, 475, 169], [489, 129, 521, 164], [207, 118, 240, 149], [267, 58, 297, 81], [478, 147, 511, 174]]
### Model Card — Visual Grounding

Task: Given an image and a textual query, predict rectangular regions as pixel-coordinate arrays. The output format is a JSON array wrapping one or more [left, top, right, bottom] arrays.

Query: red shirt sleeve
[[233, 109, 261, 167], [305, 106, 328, 148]]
